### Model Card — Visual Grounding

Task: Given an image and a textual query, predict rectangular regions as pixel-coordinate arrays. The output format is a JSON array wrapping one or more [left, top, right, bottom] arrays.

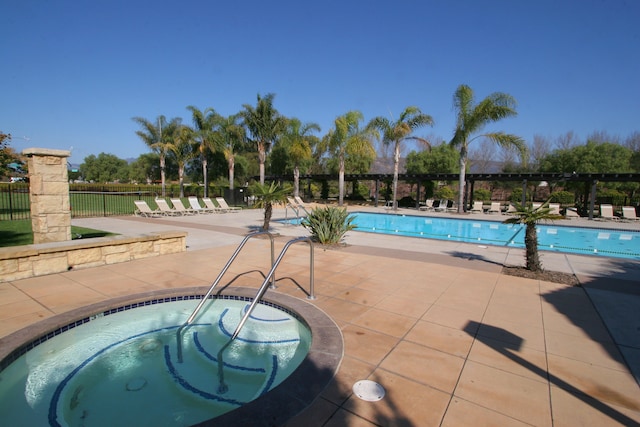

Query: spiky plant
[[301, 206, 356, 245]]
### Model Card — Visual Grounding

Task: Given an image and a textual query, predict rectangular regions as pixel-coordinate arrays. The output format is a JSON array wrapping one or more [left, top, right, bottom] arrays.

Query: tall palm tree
[[132, 115, 181, 197], [167, 125, 197, 198], [281, 118, 320, 198], [368, 106, 433, 210], [214, 113, 246, 190], [187, 106, 219, 197], [450, 84, 527, 213], [240, 93, 284, 185], [325, 111, 377, 206]]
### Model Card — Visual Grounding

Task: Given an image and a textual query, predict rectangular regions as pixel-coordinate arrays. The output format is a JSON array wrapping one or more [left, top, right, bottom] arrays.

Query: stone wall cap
[[22, 147, 71, 157]]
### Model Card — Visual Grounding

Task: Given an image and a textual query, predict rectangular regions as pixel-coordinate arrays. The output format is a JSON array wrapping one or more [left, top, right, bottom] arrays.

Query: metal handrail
[[217, 236, 315, 393], [176, 231, 275, 363]]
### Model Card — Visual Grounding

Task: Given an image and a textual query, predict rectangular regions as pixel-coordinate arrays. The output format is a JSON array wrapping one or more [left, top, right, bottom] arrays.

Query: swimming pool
[[351, 212, 640, 260], [0, 289, 341, 427]]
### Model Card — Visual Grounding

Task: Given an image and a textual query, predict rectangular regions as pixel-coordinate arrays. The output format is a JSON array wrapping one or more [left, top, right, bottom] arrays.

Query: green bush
[[301, 206, 356, 245], [549, 191, 574, 205], [434, 186, 455, 200], [473, 189, 492, 201]]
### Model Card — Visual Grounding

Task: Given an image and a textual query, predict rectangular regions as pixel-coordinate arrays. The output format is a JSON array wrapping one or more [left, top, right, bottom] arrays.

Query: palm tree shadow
[[463, 321, 639, 425], [445, 250, 504, 267]]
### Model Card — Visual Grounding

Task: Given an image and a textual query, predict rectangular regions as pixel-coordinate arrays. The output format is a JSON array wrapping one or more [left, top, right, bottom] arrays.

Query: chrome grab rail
[[176, 231, 275, 363], [217, 236, 315, 393]]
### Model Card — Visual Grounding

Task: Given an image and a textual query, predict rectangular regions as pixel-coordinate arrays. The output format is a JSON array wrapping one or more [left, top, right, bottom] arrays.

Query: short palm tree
[[249, 181, 292, 231], [325, 111, 377, 206], [187, 106, 219, 197], [132, 115, 181, 197], [503, 201, 564, 272], [368, 106, 433, 210], [450, 84, 527, 213], [241, 93, 285, 185]]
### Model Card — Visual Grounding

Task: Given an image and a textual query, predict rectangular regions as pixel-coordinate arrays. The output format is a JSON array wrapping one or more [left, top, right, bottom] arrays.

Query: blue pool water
[[354, 212, 640, 259], [283, 212, 640, 260]]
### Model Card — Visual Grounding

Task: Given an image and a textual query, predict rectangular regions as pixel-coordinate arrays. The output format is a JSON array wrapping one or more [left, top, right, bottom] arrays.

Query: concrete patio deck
[[1, 206, 639, 426]]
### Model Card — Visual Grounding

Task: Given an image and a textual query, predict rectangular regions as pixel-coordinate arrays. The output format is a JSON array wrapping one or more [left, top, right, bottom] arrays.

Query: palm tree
[[241, 93, 285, 185], [132, 115, 181, 197], [325, 111, 377, 206], [281, 118, 320, 198], [450, 84, 527, 213], [214, 113, 246, 190], [187, 106, 219, 197], [368, 106, 433, 210], [249, 181, 292, 231], [166, 125, 197, 197], [503, 201, 564, 272]]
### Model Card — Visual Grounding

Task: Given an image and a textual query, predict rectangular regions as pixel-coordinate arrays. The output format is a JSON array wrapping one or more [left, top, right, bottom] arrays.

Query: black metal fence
[[0, 183, 247, 220]]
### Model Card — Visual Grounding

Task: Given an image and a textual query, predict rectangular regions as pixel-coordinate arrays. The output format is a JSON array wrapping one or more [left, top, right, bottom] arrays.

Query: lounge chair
[[215, 197, 241, 212], [419, 199, 434, 211], [532, 202, 542, 210], [598, 204, 619, 220], [502, 204, 517, 215], [434, 199, 448, 212], [170, 198, 197, 215], [155, 198, 180, 216], [565, 207, 581, 219], [487, 202, 501, 214], [548, 203, 561, 215], [622, 206, 640, 221], [294, 196, 317, 209], [202, 197, 224, 213], [445, 200, 456, 212], [470, 201, 484, 213], [188, 196, 215, 214], [133, 200, 163, 217]]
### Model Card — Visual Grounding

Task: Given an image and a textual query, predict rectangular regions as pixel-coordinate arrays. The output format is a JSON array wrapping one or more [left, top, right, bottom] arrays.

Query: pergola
[[266, 172, 640, 220]]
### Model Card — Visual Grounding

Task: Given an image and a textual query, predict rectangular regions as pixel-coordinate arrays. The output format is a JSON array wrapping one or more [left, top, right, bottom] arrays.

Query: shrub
[[301, 206, 356, 245], [550, 191, 574, 205], [398, 196, 416, 207], [473, 189, 492, 201]]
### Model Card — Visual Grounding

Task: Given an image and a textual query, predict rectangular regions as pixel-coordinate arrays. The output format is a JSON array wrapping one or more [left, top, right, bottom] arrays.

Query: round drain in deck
[[353, 380, 385, 401]]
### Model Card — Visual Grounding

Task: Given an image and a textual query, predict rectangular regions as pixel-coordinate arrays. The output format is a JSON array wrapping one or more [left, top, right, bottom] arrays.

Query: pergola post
[[589, 180, 598, 220]]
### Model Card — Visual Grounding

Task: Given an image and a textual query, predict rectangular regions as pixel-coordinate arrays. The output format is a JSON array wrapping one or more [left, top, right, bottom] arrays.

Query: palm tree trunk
[[179, 165, 185, 198], [258, 145, 266, 185], [338, 159, 345, 207], [293, 165, 300, 198], [228, 156, 235, 190], [525, 223, 542, 272], [392, 143, 400, 211], [202, 158, 208, 198], [262, 202, 272, 231], [457, 156, 466, 214], [160, 155, 166, 197]]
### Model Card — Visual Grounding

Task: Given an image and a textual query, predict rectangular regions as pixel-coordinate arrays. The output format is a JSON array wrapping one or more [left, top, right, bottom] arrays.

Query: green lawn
[[0, 220, 116, 247]]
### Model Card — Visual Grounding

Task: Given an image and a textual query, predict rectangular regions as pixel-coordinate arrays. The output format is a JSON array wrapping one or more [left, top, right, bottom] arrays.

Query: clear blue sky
[[2, 0, 639, 164]]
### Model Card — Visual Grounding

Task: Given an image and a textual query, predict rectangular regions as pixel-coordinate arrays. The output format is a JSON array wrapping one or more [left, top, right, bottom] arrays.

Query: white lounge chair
[[622, 206, 640, 221], [599, 204, 619, 220], [419, 199, 434, 211], [470, 201, 484, 213], [502, 204, 517, 215], [155, 198, 180, 216], [487, 202, 501, 214], [565, 207, 581, 219], [215, 197, 241, 212], [170, 198, 197, 215], [188, 196, 215, 214], [548, 203, 561, 215], [202, 197, 224, 213], [532, 202, 542, 210], [433, 199, 448, 212], [294, 196, 317, 209], [133, 200, 163, 217]]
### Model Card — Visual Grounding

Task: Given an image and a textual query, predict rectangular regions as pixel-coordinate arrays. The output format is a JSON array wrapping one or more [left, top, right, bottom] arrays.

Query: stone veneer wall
[[0, 231, 186, 282]]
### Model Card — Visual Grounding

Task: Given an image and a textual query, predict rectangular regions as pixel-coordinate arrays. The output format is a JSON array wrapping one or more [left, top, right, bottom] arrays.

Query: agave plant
[[301, 206, 356, 245], [502, 200, 564, 272]]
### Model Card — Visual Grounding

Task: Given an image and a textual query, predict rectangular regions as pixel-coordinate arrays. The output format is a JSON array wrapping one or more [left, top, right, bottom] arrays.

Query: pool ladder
[[176, 232, 315, 365]]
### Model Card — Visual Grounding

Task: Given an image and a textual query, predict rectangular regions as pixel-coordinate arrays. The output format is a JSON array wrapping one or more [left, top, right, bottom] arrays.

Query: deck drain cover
[[353, 380, 385, 401]]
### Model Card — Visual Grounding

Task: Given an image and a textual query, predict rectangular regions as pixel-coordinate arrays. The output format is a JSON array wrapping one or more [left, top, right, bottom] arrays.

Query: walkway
[[1, 206, 639, 426]]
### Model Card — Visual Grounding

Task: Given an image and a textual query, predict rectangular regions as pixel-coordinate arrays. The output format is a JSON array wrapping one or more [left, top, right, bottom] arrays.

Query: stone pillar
[[22, 148, 72, 244]]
